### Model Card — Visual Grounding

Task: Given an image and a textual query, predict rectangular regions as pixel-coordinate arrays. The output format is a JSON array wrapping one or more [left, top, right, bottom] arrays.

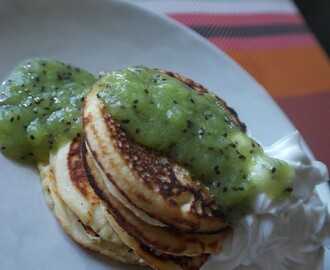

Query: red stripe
[[209, 34, 318, 51], [276, 91, 330, 169], [170, 13, 304, 27]]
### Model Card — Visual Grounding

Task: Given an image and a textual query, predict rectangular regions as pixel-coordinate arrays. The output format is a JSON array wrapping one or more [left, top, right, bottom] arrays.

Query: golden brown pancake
[[103, 205, 210, 270], [82, 69, 245, 234], [79, 69, 247, 269], [50, 140, 120, 243], [39, 68, 246, 270], [82, 140, 228, 256], [38, 141, 142, 265], [83, 88, 227, 233]]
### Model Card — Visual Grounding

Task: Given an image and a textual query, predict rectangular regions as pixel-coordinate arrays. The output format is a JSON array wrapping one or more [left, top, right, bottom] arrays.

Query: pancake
[[38, 142, 142, 265], [39, 68, 246, 269], [83, 88, 227, 233], [82, 140, 228, 256], [103, 205, 210, 270], [50, 139, 120, 243], [82, 69, 246, 234], [39, 137, 221, 270]]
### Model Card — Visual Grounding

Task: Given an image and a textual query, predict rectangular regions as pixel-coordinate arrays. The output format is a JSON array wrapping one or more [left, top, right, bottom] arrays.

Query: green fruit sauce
[[0, 61, 294, 222], [0, 59, 96, 163], [95, 66, 294, 222]]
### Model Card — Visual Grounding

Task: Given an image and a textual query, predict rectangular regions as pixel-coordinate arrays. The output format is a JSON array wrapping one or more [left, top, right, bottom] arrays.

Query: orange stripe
[[225, 46, 330, 98]]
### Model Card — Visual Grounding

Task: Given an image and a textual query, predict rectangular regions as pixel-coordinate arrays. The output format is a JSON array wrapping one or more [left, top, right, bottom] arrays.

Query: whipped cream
[[203, 131, 330, 270]]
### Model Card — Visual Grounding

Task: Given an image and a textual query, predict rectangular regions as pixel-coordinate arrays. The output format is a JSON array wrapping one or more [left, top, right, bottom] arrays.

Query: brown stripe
[[276, 91, 330, 169], [191, 23, 309, 38]]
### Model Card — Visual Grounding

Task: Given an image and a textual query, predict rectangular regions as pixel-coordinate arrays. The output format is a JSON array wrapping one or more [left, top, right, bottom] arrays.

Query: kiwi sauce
[[0, 62, 294, 222], [0, 59, 96, 163], [95, 66, 294, 222]]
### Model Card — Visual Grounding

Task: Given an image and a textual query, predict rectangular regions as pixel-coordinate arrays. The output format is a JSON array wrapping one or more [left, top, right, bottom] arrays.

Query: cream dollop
[[203, 131, 330, 270]]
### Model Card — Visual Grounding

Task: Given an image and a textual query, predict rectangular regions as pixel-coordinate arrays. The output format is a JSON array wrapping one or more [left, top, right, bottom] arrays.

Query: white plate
[[0, 0, 328, 269]]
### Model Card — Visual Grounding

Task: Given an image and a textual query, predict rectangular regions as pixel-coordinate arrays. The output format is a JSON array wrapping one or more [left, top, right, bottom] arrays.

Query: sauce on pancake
[[95, 66, 294, 222], [0, 61, 293, 223]]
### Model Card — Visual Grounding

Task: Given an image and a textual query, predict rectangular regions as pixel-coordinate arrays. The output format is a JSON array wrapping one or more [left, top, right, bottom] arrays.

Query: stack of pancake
[[38, 71, 245, 270]]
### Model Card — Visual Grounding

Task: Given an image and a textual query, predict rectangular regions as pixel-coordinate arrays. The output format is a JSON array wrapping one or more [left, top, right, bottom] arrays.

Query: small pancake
[[83, 88, 227, 233], [82, 68, 245, 234], [37, 161, 140, 264], [82, 140, 228, 256], [50, 139, 120, 243], [103, 203, 210, 270], [38, 143, 142, 265]]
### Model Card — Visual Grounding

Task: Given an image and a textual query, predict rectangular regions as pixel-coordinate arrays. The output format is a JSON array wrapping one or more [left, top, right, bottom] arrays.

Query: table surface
[[132, 0, 330, 172]]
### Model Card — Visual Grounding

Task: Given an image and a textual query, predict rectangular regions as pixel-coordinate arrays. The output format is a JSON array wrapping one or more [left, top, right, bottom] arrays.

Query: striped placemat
[[134, 0, 330, 169]]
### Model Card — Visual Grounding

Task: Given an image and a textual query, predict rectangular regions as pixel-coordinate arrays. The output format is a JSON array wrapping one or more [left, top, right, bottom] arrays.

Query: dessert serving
[[0, 59, 329, 270]]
